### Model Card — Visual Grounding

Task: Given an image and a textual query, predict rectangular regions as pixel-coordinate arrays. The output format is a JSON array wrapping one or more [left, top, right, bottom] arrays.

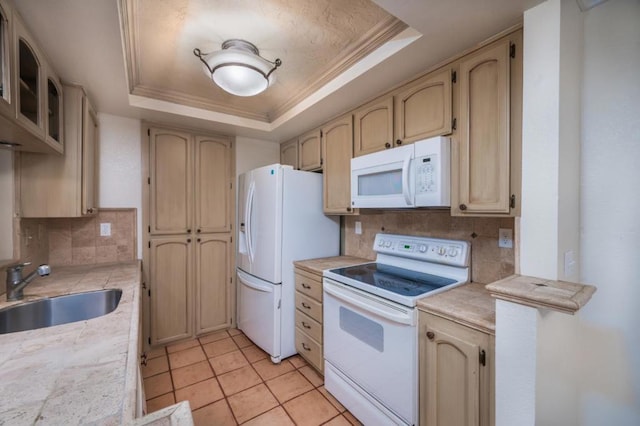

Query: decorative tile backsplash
[[344, 210, 516, 284], [48, 209, 137, 266]]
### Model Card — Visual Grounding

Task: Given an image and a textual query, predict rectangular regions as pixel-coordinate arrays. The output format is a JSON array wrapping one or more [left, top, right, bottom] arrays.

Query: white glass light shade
[[201, 45, 276, 97]]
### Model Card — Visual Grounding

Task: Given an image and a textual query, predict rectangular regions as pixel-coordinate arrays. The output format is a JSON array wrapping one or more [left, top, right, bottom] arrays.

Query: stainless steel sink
[[0, 289, 122, 334]]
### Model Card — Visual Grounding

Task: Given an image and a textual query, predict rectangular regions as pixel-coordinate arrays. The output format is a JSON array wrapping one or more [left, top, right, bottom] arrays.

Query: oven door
[[323, 278, 417, 425], [351, 144, 415, 208]]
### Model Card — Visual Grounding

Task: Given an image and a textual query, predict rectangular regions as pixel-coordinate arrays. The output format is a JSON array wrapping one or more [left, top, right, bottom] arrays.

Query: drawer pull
[[302, 343, 311, 351], [302, 283, 311, 289], [301, 302, 311, 309], [302, 321, 311, 329]]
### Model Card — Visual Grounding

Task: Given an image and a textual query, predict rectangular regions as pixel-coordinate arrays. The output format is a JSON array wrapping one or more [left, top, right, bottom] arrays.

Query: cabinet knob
[[197, 238, 201, 243], [302, 283, 311, 289], [426, 331, 435, 341], [302, 343, 311, 351], [459, 204, 467, 211], [187, 238, 191, 243], [302, 321, 311, 329], [346, 207, 352, 212], [197, 229, 201, 233], [87, 208, 94, 214], [301, 302, 311, 309], [385, 142, 391, 149], [396, 139, 402, 145]]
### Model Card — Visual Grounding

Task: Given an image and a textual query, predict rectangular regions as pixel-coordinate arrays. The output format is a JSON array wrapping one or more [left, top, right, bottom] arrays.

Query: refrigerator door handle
[[237, 269, 274, 293], [245, 181, 256, 263]]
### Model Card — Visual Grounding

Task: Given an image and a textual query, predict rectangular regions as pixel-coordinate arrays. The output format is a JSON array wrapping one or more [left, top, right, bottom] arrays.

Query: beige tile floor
[[142, 328, 362, 425]]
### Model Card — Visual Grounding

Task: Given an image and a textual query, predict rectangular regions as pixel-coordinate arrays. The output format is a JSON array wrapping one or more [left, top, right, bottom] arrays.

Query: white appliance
[[236, 164, 339, 363], [323, 233, 470, 425], [351, 136, 450, 209]]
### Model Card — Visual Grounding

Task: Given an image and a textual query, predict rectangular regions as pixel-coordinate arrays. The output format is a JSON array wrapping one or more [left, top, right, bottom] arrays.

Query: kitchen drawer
[[295, 308, 323, 343], [296, 292, 322, 323], [295, 270, 322, 301], [296, 328, 323, 373]]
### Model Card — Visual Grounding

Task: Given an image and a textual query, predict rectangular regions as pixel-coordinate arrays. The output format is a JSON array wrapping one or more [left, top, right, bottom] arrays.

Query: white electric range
[[323, 233, 470, 425]]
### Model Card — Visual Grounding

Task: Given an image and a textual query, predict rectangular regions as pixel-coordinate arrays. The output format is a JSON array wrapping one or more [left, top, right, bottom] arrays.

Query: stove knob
[[448, 247, 458, 257], [419, 245, 427, 253], [385, 241, 392, 248], [378, 240, 384, 246], [437, 246, 446, 256]]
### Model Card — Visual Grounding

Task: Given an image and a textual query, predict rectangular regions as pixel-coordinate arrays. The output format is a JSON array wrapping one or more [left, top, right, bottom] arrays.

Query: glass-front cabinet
[[0, 0, 14, 117], [46, 72, 63, 147], [14, 16, 44, 138]]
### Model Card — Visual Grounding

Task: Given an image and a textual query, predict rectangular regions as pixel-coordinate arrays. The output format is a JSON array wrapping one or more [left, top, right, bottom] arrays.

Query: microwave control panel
[[415, 155, 438, 194]]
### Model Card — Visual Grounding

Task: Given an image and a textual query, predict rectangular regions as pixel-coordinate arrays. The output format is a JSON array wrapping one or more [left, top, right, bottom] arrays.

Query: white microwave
[[351, 136, 450, 208]]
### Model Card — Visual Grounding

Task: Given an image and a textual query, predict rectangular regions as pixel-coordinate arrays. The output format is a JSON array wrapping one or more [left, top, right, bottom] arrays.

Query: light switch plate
[[100, 223, 111, 237], [354, 221, 362, 235], [498, 228, 513, 248]]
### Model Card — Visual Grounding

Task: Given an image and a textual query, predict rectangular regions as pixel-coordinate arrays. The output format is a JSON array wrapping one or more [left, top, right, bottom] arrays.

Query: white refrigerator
[[236, 164, 339, 363]]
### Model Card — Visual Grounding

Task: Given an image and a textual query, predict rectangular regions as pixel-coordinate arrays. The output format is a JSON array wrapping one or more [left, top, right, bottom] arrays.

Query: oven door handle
[[324, 281, 415, 326]]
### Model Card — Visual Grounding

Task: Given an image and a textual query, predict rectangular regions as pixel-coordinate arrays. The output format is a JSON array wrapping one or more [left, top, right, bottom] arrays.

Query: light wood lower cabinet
[[195, 235, 232, 335], [419, 311, 494, 426], [294, 267, 324, 373]]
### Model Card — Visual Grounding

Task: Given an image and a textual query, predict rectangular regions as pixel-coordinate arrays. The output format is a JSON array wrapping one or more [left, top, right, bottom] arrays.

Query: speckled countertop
[[0, 262, 144, 425], [485, 274, 597, 314], [417, 282, 496, 335], [294, 256, 372, 276]]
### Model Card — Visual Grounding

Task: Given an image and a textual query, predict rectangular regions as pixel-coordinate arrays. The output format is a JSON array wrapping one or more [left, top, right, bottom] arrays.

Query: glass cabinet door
[[0, 1, 11, 112], [47, 77, 62, 145], [18, 38, 39, 126]]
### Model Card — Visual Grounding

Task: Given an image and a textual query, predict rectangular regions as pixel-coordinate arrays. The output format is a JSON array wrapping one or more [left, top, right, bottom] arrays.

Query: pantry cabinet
[[419, 311, 493, 426], [394, 68, 453, 146], [451, 31, 522, 216], [145, 126, 234, 345], [321, 114, 355, 215], [280, 137, 298, 169], [353, 95, 394, 157], [298, 128, 322, 171], [20, 83, 98, 217]]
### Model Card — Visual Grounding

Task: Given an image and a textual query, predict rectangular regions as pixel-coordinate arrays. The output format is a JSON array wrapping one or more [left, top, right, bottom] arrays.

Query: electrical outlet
[[354, 221, 362, 235], [498, 228, 513, 248], [100, 223, 111, 237]]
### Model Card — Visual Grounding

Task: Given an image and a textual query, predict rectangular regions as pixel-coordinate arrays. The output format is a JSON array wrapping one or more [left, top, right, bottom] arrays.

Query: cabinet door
[[322, 114, 355, 215], [0, 0, 14, 117], [82, 95, 98, 215], [149, 237, 193, 345], [149, 128, 193, 234], [45, 70, 64, 150], [194, 135, 231, 233], [298, 129, 322, 171], [419, 312, 491, 426], [353, 95, 393, 157], [14, 17, 44, 138], [395, 68, 453, 146], [195, 235, 231, 334], [456, 39, 511, 214], [280, 138, 298, 169]]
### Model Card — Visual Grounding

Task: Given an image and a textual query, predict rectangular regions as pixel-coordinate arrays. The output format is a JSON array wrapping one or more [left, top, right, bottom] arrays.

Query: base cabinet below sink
[[418, 311, 494, 426]]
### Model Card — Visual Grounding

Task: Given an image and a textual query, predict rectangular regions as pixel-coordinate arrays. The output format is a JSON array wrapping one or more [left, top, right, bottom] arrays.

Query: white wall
[[98, 113, 143, 258], [499, 0, 640, 425], [579, 0, 640, 423], [234, 136, 280, 177]]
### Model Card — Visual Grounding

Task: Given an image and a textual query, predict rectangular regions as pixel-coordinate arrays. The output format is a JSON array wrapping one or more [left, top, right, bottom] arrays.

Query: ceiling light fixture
[[193, 39, 282, 97]]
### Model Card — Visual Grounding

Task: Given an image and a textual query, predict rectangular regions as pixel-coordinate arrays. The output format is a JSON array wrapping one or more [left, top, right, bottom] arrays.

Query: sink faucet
[[5, 262, 51, 301]]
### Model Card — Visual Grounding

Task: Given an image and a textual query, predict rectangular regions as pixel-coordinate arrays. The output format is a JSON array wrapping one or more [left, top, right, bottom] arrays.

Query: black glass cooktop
[[329, 262, 457, 297]]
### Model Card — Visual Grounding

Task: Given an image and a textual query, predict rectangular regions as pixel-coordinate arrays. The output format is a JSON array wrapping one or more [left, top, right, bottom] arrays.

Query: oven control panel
[[374, 233, 469, 267]]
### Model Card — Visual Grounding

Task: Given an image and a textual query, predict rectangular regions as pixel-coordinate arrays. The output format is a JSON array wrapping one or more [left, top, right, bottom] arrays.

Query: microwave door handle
[[402, 153, 413, 206]]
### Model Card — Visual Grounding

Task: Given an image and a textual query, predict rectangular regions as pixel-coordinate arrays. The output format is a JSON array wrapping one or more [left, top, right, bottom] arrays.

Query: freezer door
[[237, 171, 251, 272], [245, 165, 283, 283], [236, 269, 281, 360]]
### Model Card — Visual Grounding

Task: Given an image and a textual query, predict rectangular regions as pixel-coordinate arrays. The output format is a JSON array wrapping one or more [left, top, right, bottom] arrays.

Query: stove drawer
[[295, 271, 322, 301], [295, 309, 322, 343], [295, 328, 323, 373], [296, 292, 323, 323]]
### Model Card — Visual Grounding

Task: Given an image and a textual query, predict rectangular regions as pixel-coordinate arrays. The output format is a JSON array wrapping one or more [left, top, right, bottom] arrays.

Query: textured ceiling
[[122, 0, 406, 122]]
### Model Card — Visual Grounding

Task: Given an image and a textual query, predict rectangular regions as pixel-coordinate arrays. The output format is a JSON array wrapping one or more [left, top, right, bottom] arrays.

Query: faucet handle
[[7, 262, 31, 272]]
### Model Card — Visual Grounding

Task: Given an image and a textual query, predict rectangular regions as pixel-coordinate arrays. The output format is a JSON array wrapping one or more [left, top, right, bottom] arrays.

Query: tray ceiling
[[120, 0, 407, 123]]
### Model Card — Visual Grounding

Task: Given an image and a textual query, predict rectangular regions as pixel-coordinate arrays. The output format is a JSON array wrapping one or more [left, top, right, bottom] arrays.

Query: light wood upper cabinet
[[322, 114, 355, 215], [14, 18, 44, 139], [395, 68, 453, 146], [45, 70, 63, 148], [452, 31, 522, 216], [298, 129, 322, 171], [149, 128, 193, 235], [280, 137, 298, 169], [195, 135, 232, 233], [0, 0, 14, 118], [149, 236, 192, 345], [20, 84, 98, 217], [353, 95, 394, 157], [195, 235, 232, 334], [419, 311, 493, 426]]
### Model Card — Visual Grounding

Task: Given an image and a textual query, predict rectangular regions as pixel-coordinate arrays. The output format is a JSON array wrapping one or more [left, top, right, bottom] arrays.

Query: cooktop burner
[[329, 263, 457, 297]]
